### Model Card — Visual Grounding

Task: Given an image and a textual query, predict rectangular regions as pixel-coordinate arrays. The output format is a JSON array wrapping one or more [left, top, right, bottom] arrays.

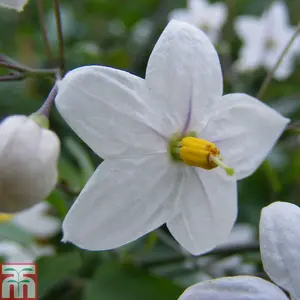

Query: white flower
[[0, 241, 54, 263], [0, 0, 28, 12], [12, 202, 61, 239], [55, 20, 288, 255], [235, 1, 300, 80], [169, 0, 227, 43], [0, 115, 60, 213], [179, 201, 300, 299]]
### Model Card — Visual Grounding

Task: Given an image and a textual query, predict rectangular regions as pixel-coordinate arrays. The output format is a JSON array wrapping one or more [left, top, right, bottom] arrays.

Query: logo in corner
[[0, 263, 37, 299]]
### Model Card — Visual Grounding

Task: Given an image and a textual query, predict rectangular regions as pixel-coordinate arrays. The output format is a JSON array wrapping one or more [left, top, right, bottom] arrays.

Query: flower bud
[[0, 115, 60, 213]]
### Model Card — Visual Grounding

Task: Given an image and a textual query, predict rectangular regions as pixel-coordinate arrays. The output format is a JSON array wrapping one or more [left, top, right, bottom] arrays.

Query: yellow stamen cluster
[[180, 137, 219, 170], [169, 135, 234, 176], [0, 214, 13, 222]]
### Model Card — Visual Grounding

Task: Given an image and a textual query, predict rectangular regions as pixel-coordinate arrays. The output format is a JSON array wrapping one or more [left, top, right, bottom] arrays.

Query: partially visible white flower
[[0, 115, 60, 213], [179, 276, 288, 300], [169, 0, 227, 43], [56, 21, 288, 255], [259, 201, 300, 299], [0, 0, 28, 12], [13, 202, 61, 239], [235, 1, 300, 80], [0, 241, 54, 263], [179, 201, 300, 299]]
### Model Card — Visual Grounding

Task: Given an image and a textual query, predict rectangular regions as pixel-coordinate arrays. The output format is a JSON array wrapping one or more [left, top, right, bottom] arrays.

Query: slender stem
[[0, 62, 25, 72], [256, 24, 300, 100], [36, 0, 55, 64], [0, 74, 25, 81], [53, 0, 65, 75], [137, 242, 259, 268], [37, 83, 58, 117]]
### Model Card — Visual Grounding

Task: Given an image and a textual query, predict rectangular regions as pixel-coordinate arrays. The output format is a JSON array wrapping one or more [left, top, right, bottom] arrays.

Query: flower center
[[0, 214, 13, 222], [169, 133, 234, 176], [265, 38, 276, 50]]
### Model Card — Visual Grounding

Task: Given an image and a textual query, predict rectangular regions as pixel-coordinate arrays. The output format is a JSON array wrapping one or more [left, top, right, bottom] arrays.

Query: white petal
[[260, 201, 300, 299], [234, 16, 264, 71], [145, 20, 223, 135], [0, 116, 60, 213], [13, 202, 61, 238], [0, 0, 28, 11], [167, 167, 237, 255], [201, 93, 289, 179], [263, 1, 290, 34], [62, 153, 179, 250], [179, 276, 288, 300], [55, 66, 166, 159]]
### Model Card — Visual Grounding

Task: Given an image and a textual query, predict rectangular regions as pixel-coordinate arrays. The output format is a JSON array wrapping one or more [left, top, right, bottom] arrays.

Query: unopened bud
[[0, 115, 60, 213]]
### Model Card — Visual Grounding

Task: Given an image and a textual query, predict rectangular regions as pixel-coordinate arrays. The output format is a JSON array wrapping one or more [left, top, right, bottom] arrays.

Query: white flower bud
[[0, 115, 60, 213], [0, 0, 29, 12]]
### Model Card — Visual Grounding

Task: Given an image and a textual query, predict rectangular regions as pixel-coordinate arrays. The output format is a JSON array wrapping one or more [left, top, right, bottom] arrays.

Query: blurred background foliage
[[0, 0, 300, 299]]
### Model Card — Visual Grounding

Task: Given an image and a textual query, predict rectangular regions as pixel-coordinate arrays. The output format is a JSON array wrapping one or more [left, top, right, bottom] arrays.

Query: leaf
[[0, 222, 34, 246], [20, 279, 30, 283], [84, 262, 183, 300], [65, 137, 95, 187], [21, 268, 34, 272], [7, 280, 17, 283], [4, 268, 16, 272], [37, 251, 82, 298]]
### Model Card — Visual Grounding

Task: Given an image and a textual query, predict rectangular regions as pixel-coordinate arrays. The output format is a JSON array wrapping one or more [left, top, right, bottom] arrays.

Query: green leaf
[[20, 279, 30, 283], [65, 137, 95, 187], [0, 223, 34, 246], [7, 280, 17, 283], [4, 268, 17, 272], [84, 262, 183, 300], [37, 251, 82, 298], [21, 268, 34, 272]]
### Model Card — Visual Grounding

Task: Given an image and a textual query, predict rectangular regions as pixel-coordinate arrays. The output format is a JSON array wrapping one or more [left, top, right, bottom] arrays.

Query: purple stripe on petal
[[182, 94, 192, 135]]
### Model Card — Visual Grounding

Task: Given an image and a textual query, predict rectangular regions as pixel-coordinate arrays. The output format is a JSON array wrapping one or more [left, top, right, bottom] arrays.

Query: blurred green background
[[0, 0, 300, 299]]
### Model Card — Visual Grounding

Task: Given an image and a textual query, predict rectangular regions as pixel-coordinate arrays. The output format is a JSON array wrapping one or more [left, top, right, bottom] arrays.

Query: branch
[[0, 54, 60, 82], [137, 242, 260, 268], [53, 0, 65, 75]]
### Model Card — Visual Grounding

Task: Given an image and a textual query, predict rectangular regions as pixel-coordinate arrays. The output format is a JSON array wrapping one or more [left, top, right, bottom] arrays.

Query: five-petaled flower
[[55, 20, 288, 255], [235, 1, 300, 80], [179, 201, 300, 299], [169, 0, 227, 44]]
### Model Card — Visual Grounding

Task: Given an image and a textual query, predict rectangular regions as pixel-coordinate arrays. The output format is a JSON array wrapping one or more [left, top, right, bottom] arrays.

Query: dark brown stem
[[53, 0, 65, 75], [0, 74, 25, 81], [37, 84, 59, 117], [37, 0, 55, 64]]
